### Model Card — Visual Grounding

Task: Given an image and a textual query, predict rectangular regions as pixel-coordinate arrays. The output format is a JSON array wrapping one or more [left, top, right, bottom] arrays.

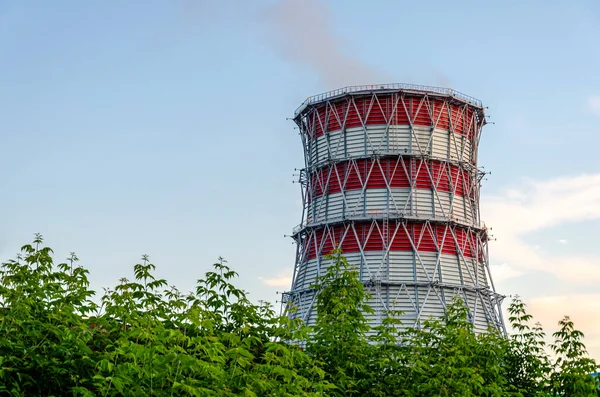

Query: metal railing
[[291, 211, 488, 235], [294, 83, 483, 116]]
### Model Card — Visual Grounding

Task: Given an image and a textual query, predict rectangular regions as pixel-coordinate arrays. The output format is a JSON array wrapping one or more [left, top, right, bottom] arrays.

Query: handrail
[[294, 83, 483, 116], [291, 212, 488, 235]]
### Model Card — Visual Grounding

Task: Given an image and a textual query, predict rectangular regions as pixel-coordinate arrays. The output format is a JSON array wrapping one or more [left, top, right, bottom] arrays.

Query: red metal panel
[[451, 166, 462, 196], [305, 231, 316, 259], [437, 225, 455, 255], [365, 160, 386, 189], [326, 102, 342, 132], [388, 159, 411, 188], [304, 94, 482, 140], [320, 227, 335, 256], [345, 98, 362, 129], [305, 107, 322, 138], [364, 226, 384, 251], [431, 162, 449, 192], [328, 165, 342, 194], [449, 166, 470, 197], [345, 162, 362, 191], [410, 96, 431, 126], [436, 100, 450, 130], [450, 104, 466, 136], [465, 108, 476, 139], [465, 229, 475, 258], [306, 222, 479, 260], [308, 160, 474, 199], [365, 96, 386, 126], [341, 226, 360, 253], [453, 227, 473, 258], [413, 160, 431, 190], [390, 225, 412, 251], [413, 224, 437, 253], [313, 105, 326, 137]]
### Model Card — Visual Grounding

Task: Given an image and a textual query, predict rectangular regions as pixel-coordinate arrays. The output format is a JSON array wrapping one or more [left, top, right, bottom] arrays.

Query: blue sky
[[1, 0, 599, 358]]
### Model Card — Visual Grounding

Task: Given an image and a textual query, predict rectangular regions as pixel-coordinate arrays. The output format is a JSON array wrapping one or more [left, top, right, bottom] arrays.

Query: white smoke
[[259, 0, 388, 89]]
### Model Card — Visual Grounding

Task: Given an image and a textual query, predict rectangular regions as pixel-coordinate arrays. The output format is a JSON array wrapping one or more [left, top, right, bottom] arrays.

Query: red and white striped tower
[[283, 84, 505, 333]]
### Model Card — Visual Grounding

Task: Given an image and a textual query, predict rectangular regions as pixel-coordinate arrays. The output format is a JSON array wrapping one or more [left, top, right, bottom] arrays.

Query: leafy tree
[[0, 236, 329, 396], [305, 249, 374, 396], [401, 299, 507, 396], [0, 234, 97, 395], [0, 236, 598, 396], [504, 295, 552, 396], [548, 316, 598, 396]]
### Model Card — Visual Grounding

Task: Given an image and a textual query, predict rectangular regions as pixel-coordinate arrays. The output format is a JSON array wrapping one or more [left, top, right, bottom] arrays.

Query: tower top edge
[[294, 83, 484, 117]]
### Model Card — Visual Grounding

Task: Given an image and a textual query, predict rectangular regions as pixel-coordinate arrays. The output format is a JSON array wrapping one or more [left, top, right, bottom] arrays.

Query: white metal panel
[[308, 139, 317, 166], [327, 193, 344, 222], [316, 135, 329, 164], [298, 251, 488, 287], [310, 188, 478, 225], [387, 285, 419, 316], [341, 252, 362, 269], [415, 252, 438, 283], [451, 195, 467, 223], [365, 189, 388, 214], [364, 125, 387, 154], [463, 137, 473, 163], [361, 251, 388, 280], [309, 126, 473, 164], [431, 129, 450, 160], [413, 189, 434, 218], [417, 286, 446, 323], [307, 196, 325, 224], [433, 190, 451, 218], [388, 125, 411, 153], [327, 130, 344, 159], [290, 266, 496, 334], [477, 262, 489, 288], [389, 188, 411, 214], [464, 290, 494, 334], [411, 126, 432, 156], [448, 133, 472, 163], [388, 251, 416, 282], [439, 254, 462, 286], [294, 262, 316, 290], [448, 132, 460, 162], [458, 256, 477, 286], [344, 189, 366, 217], [465, 197, 477, 225], [345, 127, 365, 158]]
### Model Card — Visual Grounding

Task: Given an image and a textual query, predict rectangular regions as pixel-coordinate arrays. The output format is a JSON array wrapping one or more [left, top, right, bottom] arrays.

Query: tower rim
[[294, 83, 484, 118]]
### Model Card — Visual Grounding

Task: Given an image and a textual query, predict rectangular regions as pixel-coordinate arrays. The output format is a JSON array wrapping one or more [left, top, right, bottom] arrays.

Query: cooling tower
[[283, 84, 505, 333]]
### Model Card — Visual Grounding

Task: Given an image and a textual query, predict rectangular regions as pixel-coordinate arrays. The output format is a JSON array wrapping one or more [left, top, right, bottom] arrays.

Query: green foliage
[[306, 250, 373, 396], [504, 295, 552, 396], [0, 236, 598, 396], [0, 236, 327, 396], [398, 300, 509, 396], [548, 316, 598, 396]]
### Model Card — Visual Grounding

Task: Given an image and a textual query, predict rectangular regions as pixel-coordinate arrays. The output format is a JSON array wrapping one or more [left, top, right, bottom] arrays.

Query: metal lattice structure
[[282, 84, 506, 334]]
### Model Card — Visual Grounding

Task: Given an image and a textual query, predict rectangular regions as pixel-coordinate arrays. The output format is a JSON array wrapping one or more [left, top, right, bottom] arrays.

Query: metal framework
[[283, 85, 506, 334]]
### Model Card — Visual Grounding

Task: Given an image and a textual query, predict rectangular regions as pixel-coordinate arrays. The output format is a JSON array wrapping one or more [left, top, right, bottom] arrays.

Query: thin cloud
[[259, 270, 293, 288], [483, 175, 600, 361], [588, 95, 600, 116], [259, 0, 388, 88], [489, 263, 523, 283], [527, 294, 600, 361], [483, 174, 600, 284]]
